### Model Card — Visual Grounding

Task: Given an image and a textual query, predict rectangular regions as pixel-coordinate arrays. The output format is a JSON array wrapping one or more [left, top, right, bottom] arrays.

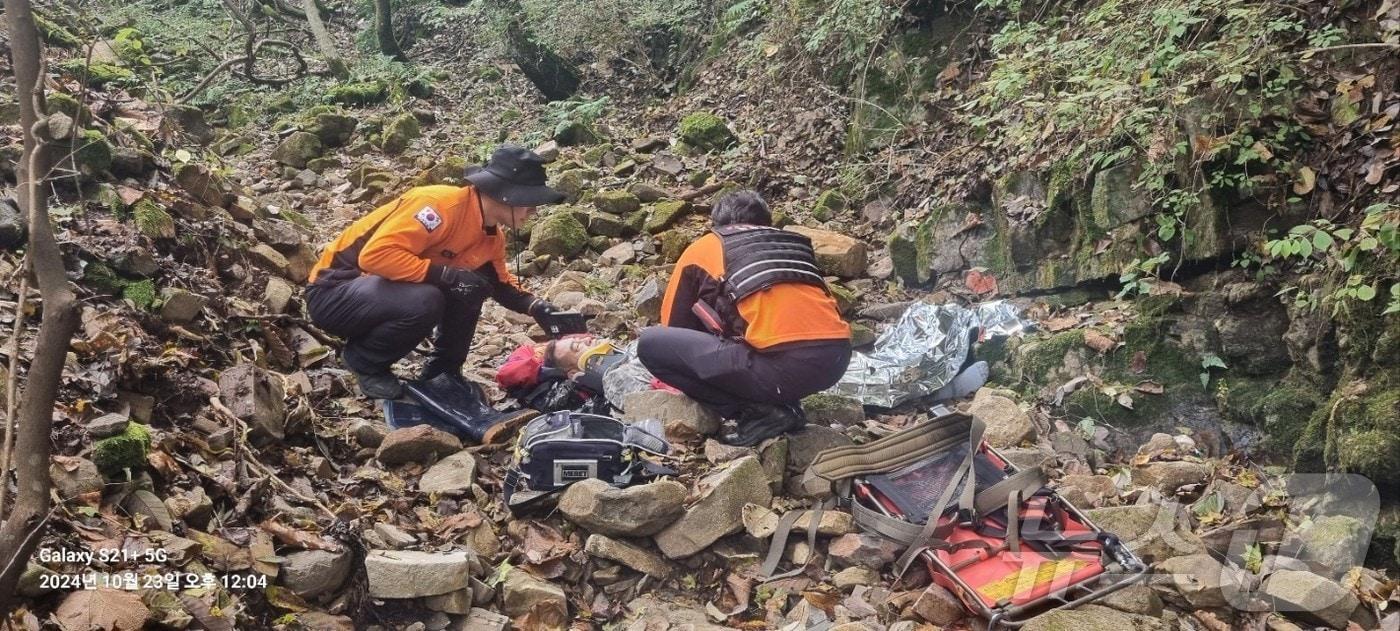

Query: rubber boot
[[720, 403, 807, 447]]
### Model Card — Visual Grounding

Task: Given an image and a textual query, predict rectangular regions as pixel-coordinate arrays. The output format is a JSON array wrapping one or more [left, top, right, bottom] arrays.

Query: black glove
[[429, 264, 490, 300], [528, 298, 559, 330]]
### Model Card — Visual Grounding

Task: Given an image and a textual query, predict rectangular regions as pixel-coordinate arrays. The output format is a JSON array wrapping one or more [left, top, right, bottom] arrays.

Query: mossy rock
[[528, 211, 589, 258], [552, 169, 589, 203], [658, 229, 692, 263], [1338, 430, 1400, 482], [121, 279, 157, 309], [57, 59, 136, 88], [645, 200, 690, 234], [267, 93, 297, 114], [828, 283, 857, 316], [801, 393, 865, 426], [677, 112, 735, 151], [581, 144, 613, 167], [380, 114, 421, 155], [554, 120, 600, 146], [593, 190, 641, 215], [850, 322, 877, 347], [271, 131, 324, 169], [812, 189, 847, 222], [887, 220, 935, 286], [308, 111, 357, 147], [70, 130, 113, 176], [34, 12, 82, 48], [84, 261, 129, 295], [132, 199, 175, 239], [326, 80, 389, 107], [45, 92, 90, 124], [92, 422, 151, 475], [414, 156, 468, 186]]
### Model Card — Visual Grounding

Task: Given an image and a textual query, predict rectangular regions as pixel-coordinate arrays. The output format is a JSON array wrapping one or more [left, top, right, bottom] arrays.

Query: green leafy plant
[[1266, 204, 1400, 315], [1116, 253, 1171, 299], [1200, 353, 1227, 390]]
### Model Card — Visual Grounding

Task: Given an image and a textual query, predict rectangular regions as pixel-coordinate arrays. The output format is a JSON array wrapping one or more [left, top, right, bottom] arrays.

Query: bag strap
[[892, 416, 985, 576], [799, 413, 974, 497], [972, 467, 1049, 517]]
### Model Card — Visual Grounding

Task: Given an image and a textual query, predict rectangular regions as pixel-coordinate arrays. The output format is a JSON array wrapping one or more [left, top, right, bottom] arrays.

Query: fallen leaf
[[1052, 376, 1089, 406], [1115, 392, 1134, 409], [1044, 315, 1079, 332], [1293, 166, 1316, 194], [264, 586, 311, 612], [55, 589, 149, 631], [1129, 351, 1148, 374], [259, 519, 341, 552], [1366, 160, 1386, 185], [1083, 329, 1117, 353], [1135, 381, 1165, 395], [964, 268, 998, 296]]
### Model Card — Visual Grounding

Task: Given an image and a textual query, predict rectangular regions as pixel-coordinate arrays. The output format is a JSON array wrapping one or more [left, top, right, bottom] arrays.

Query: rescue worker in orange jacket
[[638, 190, 852, 445], [306, 145, 565, 399]]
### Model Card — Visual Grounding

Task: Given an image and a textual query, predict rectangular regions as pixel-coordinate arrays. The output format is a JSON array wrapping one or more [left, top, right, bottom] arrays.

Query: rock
[[784, 226, 868, 278], [111, 248, 158, 277], [280, 549, 352, 599], [163, 104, 215, 145], [423, 588, 473, 615], [1261, 569, 1360, 629], [905, 584, 963, 626], [645, 200, 690, 234], [529, 211, 590, 258], [460, 608, 510, 631], [1097, 583, 1163, 616], [1022, 604, 1167, 631], [418, 451, 477, 495], [655, 456, 773, 558], [158, 287, 207, 324], [588, 212, 631, 238], [502, 569, 568, 621], [787, 425, 853, 474], [811, 189, 846, 222], [832, 566, 879, 589], [849, 322, 877, 347], [558, 478, 686, 537], [742, 504, 853, 538], [800, 393, 865, 426], [598, 242, 636, 266], [246, 243, 292, 277], [1154, 553, 1245, 609], [678, 112, 736, 151], [704, 440, 753, 463], [627, 182, 667, 203], [593, 190, 641, 215], [1056, 474, 1117, 508], [585, 534, 672, 578], [1296, 514, 1369, 577], [381, 113, 421, 155], [364, 549, 472, 599], [44, 112, 75, 141], [0, 197, 26, 249], [272, 131, 323, 168], [309, 112, 357, 147], [353, 420, 388, 448], [968, 393, 1036, 447], [164, 486, 213, 528], [1131, 461, 1210, 492], [121, 490, 174, 531], [86, 413, 130, 439], [173, 163, 229, 208], [50, 457, 103, 501], [217, 363, 286, 443], [264, 277, 295, 314], [828, 533, 901, 570], [621, 390, 721, 440], [1084, 503, 1202, 563], [633, 277, 664, 322], [92, 422, 151, 474], [373, 522, 418, 548], [376, 425, 462, 466]]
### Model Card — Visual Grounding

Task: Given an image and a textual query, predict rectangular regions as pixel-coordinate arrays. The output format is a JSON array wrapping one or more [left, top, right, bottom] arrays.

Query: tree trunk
[[0, 0, 82, 614], [374, 0, 405, 61], [299, 0, 349, 79], [487, 0, 579, 101]]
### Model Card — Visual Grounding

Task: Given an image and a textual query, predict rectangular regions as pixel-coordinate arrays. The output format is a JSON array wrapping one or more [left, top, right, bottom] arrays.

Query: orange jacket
[[661, 232, 850, 349], [309, 185, 521, 291]]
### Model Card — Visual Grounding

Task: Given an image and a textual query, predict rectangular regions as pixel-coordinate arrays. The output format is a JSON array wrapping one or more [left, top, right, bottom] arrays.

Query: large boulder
[[654, 456, 773, 558], [1084, 503, 1202, 563], [1295, 514, 1370, 577], [968, 392, 1036, 447], [272, 131, 323, 168], [677, 112, 736, 151], [309, 111, 357, 147], [621, 390, 720, 441], [558, 478, 686, 537], [529, 211, 589, 258], [784, 226, 868, 278], [364, 549, 472, 599]]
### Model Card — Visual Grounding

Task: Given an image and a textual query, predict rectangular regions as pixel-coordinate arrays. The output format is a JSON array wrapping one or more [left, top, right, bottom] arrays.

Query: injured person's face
[[547, 334, 598, 373]]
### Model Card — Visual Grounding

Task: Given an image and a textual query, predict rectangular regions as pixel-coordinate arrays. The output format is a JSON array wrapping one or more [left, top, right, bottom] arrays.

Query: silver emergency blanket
[[601, 341, 657, 411], [829, 300, 1029, 408]]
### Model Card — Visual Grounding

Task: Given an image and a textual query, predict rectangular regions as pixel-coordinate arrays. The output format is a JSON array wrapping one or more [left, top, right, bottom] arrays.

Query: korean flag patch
[[415, 206, 442, 232]]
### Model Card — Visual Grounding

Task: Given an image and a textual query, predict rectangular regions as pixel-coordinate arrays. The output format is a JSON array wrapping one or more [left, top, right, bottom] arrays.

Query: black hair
[[542, 340, 559, 369], [710, 190, 771, 227]]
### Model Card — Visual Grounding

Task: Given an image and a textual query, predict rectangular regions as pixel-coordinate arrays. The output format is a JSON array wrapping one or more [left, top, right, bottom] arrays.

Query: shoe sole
[[480, 409, 541, 445]]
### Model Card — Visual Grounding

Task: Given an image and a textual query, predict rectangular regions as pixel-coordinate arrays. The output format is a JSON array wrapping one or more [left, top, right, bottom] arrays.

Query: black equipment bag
[[504, 411, 672, 511]]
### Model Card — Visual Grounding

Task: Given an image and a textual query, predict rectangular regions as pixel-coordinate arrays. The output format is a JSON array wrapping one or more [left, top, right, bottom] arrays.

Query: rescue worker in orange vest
[[638, 190, 853, 446], [306, 145, 565, 399]]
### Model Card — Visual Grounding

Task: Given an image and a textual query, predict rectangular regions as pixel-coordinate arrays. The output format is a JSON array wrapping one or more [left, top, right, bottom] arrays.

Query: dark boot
[[720, 403, 807, 446], [344, 347, 403, 399], [405, 374, 539, 444]]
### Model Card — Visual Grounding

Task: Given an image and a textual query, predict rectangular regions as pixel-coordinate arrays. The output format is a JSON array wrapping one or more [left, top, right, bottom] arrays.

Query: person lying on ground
[[496, 334, 673, 412], [637, 190, 853, 446], [305, 145, 566, 399]]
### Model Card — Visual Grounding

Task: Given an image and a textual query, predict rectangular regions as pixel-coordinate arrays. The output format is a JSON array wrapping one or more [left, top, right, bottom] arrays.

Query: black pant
[[306, 275, 483, 376], [637, 326, 852, 418]]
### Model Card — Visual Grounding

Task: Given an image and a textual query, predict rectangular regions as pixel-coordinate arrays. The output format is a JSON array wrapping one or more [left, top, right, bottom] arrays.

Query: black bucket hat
[[465, 144, 566, 207]]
